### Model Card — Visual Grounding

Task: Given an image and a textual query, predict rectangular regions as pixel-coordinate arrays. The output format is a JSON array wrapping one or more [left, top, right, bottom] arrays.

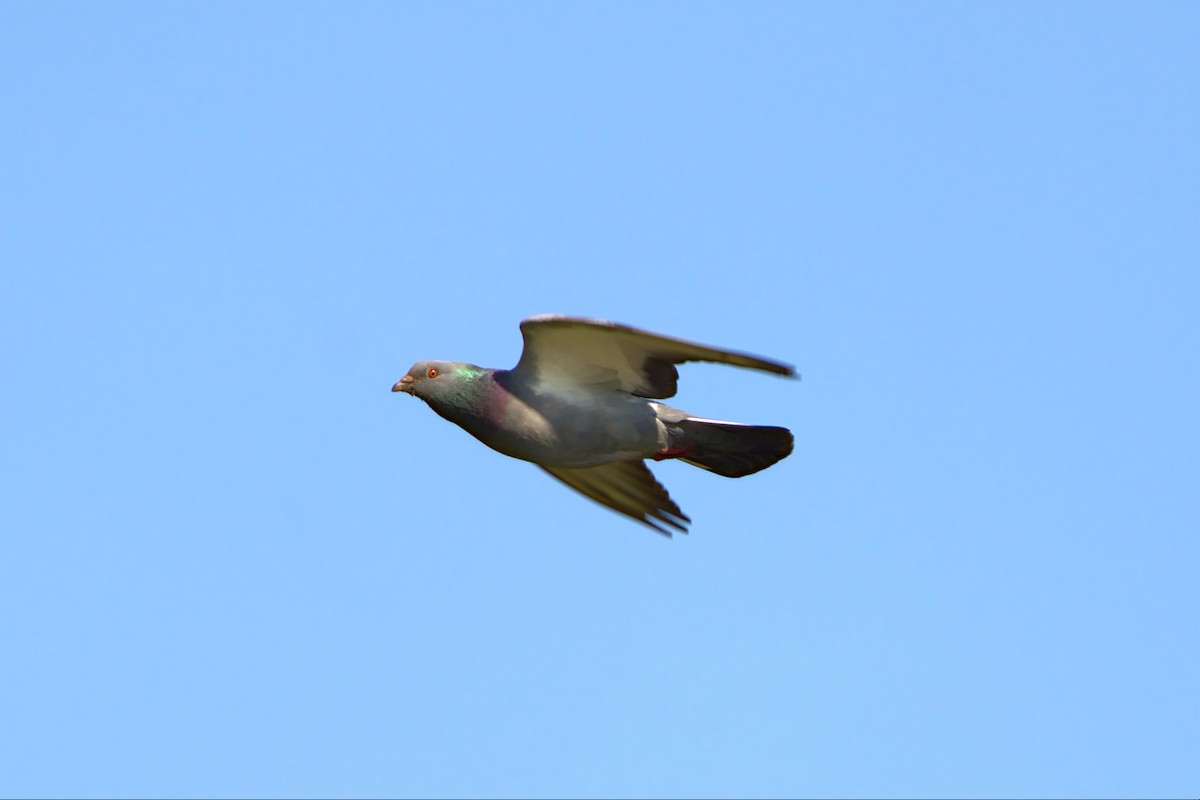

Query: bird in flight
[[392, 315, 796, 536]]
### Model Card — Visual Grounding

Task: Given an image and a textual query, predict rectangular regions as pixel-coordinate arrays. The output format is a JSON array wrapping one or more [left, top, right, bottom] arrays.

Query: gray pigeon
[[392, 315, 796, 535]]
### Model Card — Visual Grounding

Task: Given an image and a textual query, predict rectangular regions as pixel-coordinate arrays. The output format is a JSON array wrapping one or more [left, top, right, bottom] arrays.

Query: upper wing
[[512, 315, 795, 399], [540, 460, 690, 536]]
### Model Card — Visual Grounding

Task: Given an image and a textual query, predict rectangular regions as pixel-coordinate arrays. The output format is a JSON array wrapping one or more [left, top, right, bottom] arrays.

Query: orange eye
[[427, 368, 439, 379]]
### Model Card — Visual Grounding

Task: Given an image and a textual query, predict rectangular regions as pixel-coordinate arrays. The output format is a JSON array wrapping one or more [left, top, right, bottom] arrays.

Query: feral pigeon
[[392, 315, 795, 535]]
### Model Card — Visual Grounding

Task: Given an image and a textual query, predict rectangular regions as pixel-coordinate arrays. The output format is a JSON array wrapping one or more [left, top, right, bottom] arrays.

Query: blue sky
[[2, 2, 1197, 797]]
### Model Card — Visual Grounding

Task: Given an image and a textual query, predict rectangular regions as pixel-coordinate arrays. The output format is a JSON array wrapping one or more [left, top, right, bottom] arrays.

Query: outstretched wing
[[512, 315, 794, 399], [540, 460, 691, 536]]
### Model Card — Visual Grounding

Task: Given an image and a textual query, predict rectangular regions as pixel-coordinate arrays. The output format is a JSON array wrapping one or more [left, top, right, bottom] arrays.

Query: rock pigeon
[[392, 315, 796, 535]]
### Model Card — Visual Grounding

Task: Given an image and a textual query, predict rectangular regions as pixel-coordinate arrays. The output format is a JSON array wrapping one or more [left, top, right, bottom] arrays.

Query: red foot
[[651, 446, 694, 461]]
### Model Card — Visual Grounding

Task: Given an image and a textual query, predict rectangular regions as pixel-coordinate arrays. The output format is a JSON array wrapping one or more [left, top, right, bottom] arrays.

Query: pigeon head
[[392, 361, 489, 407]]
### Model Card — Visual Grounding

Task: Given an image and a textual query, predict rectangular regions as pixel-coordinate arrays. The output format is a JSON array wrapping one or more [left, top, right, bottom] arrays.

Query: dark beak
[[392, 375, 414, 393]]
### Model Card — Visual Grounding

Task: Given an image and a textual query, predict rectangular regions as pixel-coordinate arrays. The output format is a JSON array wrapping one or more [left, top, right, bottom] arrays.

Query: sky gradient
[[2, 2, 1197, 797]]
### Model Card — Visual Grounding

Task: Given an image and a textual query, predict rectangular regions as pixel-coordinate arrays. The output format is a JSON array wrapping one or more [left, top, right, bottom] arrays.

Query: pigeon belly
[[483, 388, 666, 469]]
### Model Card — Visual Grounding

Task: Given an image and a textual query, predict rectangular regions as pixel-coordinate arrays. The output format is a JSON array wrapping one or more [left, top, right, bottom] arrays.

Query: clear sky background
[[2, 3, 1197, 798]]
